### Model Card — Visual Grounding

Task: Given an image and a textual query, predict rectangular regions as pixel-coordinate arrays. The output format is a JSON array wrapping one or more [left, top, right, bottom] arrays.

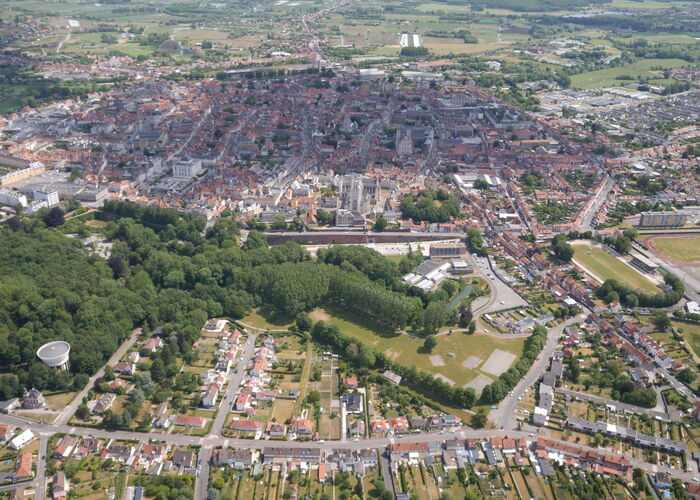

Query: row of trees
[[596, 272, 684, 308], [400, 189, 460, 223]]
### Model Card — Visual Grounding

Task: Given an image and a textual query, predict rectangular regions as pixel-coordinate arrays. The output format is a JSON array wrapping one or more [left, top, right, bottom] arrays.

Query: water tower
[[36, 341, 71, 371]]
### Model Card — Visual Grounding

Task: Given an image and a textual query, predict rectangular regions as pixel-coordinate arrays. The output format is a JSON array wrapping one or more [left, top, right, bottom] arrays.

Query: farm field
[[309, 305, 525, 389], [572, 243, 659, 293], [570, 58, 689, 89], [647, 235, 700, 263]]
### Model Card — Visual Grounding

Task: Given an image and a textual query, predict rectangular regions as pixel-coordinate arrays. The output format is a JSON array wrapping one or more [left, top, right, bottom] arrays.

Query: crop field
[[572, 243, 659, 293], [570, 58, 689, 89], [309, 305, 524, 388], [646, 235, 700, 264]]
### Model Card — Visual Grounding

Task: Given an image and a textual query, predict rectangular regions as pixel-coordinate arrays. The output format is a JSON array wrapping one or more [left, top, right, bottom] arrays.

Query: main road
[[1, 414, 696, 489]]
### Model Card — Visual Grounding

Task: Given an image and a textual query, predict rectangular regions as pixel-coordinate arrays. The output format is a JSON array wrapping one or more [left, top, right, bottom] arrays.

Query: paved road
[[579, 175, 614, 230], [490, 316, 582, 429], [56, 329, 142, 426], [209, 333, 258, 436], [35, 435, 48, 500], [1, 414, 697, 487], [196, 333, 257, 499]]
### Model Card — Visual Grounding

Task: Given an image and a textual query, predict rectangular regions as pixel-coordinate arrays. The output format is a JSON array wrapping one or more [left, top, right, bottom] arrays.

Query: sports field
[[572, 243, 658, 293], [309, 305, 524, 387], [647, 235, 700, 264]]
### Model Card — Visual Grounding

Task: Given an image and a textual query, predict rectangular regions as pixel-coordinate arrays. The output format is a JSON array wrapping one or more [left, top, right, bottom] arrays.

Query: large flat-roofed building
[[639, 211, 687, 228], [172, 157, 202, 178], [0, 189, 27, 207], [429, 242, 467, 260], [0, 162, 45, 187], [0, 154, 31, 170]]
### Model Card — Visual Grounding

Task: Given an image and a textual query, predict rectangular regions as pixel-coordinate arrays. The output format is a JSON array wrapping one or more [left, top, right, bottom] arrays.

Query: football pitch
[[572, 243, 658, 293]]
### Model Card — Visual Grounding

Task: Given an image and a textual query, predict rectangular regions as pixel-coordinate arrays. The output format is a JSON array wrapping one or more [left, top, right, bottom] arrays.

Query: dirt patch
[[310, 310, 331, 321], [384, 349, 400, 360], [429, 355, 445, 367], [434, 373, 455, 386], [481, 349, 517, 377], [463, 374, 493, 394], [462, 355, 482, 369]]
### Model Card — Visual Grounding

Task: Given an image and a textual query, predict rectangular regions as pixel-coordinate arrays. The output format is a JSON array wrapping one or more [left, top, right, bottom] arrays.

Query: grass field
[[570, 58, 688, 89], [649, 235, 700, 263], [309, 305, 525, 388], [572, 243, 658, 293], [675, 321, 700, 359], [241, 308, 293, 330]]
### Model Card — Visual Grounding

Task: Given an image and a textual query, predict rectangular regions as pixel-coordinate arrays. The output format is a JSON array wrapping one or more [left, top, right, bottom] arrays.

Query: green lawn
[[572, 243, 659, 293], [570, 58, 689, 89], [241, 307, 293, 329], [310, 305, 525, 387], [675, 321, 700, 359], [649, 235, 700, 263]]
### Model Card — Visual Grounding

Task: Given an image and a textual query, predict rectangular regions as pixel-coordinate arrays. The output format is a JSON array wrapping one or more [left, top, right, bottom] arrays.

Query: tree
[[316, 209, 332, 226], [44, 206, 65, 227], [470, 408, 488, 429], [473, 178, 489, 191], [423, 335, 437, 353], [653, 312, 671, 331], [623, 227, 639, 241], [373, 217, 388, 232], [677, 368, 695, 384], [6, 216, 23, 231], [306, 390, 321, 405], [551, 234, 574, 262], [244, 230, 267, 250]]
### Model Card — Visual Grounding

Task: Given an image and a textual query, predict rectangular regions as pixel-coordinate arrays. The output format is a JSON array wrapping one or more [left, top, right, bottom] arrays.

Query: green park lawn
[[570, 58, 688, 89], [572, 243, 659, 293], [310, 305, 525, 387], [649, 235, 700, 263], [241, 308, 293, 330], [675, 321, 700, 359]]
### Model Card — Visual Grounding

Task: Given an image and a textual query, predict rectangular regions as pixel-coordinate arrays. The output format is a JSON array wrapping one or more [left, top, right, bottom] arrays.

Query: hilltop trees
[[400, 189, 460, 223]]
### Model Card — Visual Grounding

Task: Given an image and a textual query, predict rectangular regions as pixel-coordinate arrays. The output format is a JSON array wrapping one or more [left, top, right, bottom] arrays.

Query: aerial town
[[2, 0, 700, 499]]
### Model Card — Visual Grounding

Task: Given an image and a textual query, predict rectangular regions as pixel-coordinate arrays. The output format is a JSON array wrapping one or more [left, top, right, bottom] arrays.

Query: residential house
[[53, 436, 78, 459], [172, 450, 196, 468], [266, 422, 286, 437], [91, 393, 116, 414], [114, 362, 136, 376], [143, 338, 163, 352], [229, 420, 263, 433], [13, 453, 32, 481], [234, 393, 253, 412], [342, 394, 363, 414], [212, 450, 253, 469], [291, 417, 313, 435], [202, 386, 219, 408], [173, 416, 206, 428], [343, 376, 358, 390]]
